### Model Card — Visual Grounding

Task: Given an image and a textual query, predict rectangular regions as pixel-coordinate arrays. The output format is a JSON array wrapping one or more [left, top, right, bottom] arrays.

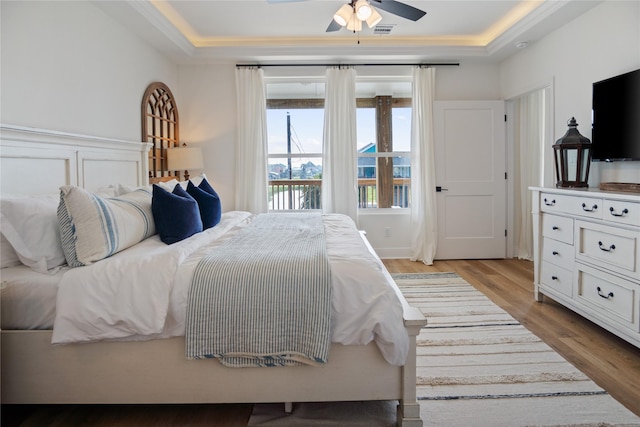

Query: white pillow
[[157, 174, 207, 193], [1, 233, 21, 268], [58, 186, 156, 267], [157, 179, 180, 192], [0, 194, 66, 273]]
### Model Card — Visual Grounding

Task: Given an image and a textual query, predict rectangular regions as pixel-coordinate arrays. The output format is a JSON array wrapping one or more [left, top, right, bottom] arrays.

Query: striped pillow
[[58, 186, 156, 267]]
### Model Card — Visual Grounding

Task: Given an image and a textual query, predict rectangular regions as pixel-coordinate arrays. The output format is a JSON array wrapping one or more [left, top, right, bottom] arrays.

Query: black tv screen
[[591, 68, 640, 161]]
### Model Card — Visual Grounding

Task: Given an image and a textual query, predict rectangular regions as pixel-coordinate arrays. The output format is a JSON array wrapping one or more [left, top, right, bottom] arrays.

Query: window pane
[[268, 155, 322, 180], [392, 156, 411, 208], [393, 107, 411, 151], [269, 175, 322, 210], [267, 109, 324, 154], [357, 108, 376, 152], [357, 155, 411, 208], [267, 108, 323, 211]]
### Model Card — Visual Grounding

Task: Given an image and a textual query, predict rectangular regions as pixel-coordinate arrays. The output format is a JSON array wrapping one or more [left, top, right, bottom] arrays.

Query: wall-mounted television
[[591, 68, 640, 161]]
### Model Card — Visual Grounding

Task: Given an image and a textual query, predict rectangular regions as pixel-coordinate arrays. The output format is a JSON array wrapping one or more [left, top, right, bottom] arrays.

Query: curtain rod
[[236, 62, 459, 68]]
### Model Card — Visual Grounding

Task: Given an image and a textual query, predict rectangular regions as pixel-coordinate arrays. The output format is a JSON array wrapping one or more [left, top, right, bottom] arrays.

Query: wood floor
[[384, 258, 640, 419], [2, 259, 639, 426]]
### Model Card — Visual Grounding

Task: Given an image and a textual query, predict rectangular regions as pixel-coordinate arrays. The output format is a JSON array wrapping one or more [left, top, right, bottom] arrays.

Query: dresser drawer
[[542, 238, 574, 271], [575, 264, 639, 332], [542, 214, 574, 245], [604, 199, 640, 228], [541, 262, 573, 297], [576, 220, 639, 279], [541, 193, 603, 219]]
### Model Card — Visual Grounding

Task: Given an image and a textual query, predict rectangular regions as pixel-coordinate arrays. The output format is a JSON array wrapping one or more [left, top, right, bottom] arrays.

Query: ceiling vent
[[373, 24, 395, 35]]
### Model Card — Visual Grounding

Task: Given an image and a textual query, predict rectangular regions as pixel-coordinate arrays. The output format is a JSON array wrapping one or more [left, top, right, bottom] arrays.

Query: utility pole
[[287, 112, 293, 208]]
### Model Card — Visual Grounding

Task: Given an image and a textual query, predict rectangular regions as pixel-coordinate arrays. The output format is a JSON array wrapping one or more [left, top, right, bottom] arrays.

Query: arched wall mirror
[[141, 82, 180, 183]]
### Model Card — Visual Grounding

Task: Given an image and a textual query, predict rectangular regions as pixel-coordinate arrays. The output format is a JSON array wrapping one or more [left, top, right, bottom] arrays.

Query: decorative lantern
[[553, 117, 592, 188]]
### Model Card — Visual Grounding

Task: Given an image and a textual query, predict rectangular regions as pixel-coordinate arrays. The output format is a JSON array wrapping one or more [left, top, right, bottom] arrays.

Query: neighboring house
[[358, 143, 377, 178], [358, 143, 410, 179]]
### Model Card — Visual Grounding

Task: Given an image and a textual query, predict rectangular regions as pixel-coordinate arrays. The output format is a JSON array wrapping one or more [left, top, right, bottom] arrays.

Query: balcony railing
[[268, 178, 410, 210]]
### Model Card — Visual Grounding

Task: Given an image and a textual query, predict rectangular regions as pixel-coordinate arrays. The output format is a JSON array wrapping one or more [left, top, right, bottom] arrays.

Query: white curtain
[[321, 66, 358, 223], [514, 88, 546, 259], [235, 67, 268, 214], [410, 67, 437, 265]]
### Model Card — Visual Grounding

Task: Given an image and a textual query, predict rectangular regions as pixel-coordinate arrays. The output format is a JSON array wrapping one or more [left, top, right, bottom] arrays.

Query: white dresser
[[531, 187, 640, 348]]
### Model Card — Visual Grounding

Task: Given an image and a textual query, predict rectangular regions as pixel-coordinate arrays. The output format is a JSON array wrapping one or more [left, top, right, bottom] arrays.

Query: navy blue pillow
[[186, 178, 222, 230], [152, 184, 203, 244]]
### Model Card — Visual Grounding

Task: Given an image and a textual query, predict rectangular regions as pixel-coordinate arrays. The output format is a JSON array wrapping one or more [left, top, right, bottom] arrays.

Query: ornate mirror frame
[[141, 82, 180, 183]]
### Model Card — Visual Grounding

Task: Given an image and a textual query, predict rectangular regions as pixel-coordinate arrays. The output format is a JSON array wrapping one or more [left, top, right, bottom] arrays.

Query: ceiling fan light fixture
[[346, 13, 363, 31], [355, 0, 372, 20], [366, 7, 382, 28], [333, 4, 353, 27]]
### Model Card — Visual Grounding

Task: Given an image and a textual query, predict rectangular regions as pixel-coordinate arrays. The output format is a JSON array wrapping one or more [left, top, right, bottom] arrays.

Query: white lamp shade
[[366, 7, 382, 27], [167, 146, 204, 172], [333, 4, 352, 27], [355, 0, 372, 20]]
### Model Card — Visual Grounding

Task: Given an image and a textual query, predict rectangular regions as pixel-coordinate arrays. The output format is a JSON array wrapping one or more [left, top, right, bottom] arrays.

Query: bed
[[0, 124, 426, 426]]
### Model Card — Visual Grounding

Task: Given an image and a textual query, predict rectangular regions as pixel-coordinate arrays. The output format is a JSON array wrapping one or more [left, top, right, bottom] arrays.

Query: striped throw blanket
[[185, 213, 332, 367]]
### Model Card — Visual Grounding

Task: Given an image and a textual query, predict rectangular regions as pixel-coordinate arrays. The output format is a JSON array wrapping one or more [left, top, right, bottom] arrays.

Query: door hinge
[[505, 172, 508, 179], [504, 114, 507, 122], [505, 229, 508, 237]]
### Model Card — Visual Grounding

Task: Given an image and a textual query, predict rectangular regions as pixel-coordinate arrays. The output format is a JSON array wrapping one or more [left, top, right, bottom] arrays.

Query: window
[[356, 97, 411, 208], [267, 100, 324, 210], [266, 80, 411, 210]]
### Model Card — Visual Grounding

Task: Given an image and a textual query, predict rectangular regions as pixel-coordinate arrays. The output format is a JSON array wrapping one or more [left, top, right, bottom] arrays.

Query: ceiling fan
[[268, 0, 427, 33]]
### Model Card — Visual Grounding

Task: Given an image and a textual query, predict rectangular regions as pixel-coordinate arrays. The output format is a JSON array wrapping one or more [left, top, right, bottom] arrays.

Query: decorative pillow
[[152, 184, 203, 244], [58, 186, 156, 267], [186, 178, 222, 229], [0, 194, 66, 273]]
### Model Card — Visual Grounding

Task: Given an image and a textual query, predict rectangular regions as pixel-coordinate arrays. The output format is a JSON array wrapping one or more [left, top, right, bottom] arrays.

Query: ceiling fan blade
[[371, 0, 426, 21], [326, 20, 342, 32]]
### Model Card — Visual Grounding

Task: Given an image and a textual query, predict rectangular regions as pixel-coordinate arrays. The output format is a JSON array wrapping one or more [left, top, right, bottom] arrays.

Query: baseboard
[[375, 247, 412, 259]]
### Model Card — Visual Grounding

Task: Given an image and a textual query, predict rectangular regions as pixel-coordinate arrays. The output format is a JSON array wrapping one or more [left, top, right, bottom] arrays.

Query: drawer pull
[[551, 276, 559, 281], [598, 241, 616, 252], [552, 226, 559, 231], [544, 198, 556, 206], [581, 203, 598, 212], [609, 207, 629, 217], [552, 251, 559, 255], [596, 286, 614, 299]]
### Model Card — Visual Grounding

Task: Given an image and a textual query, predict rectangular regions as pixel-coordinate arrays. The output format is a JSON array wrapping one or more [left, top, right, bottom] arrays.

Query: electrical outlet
[[384, 227, 391, 237]]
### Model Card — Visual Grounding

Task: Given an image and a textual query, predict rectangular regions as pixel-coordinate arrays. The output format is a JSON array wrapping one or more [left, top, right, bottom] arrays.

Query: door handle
[[436, 186, 449, 192]]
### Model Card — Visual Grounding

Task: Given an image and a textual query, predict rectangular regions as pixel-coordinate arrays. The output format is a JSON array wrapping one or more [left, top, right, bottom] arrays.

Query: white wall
[[499, 1, 640, 188], [178, 64, 238, 210], [0, 1, 178, 142]]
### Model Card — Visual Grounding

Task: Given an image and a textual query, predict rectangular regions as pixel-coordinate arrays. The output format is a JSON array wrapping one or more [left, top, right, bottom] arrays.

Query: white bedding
[[45, 211, 408, 365], [0, 265, 65, 329]]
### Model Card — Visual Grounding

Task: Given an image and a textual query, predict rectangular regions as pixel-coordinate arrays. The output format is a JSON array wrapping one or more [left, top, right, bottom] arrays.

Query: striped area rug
[[397, 272, 640, 427], [250, 272, 640, 426]]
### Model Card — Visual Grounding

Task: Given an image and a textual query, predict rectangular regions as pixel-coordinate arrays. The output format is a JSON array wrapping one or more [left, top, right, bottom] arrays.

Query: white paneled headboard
[[0, 125, 151, 195]]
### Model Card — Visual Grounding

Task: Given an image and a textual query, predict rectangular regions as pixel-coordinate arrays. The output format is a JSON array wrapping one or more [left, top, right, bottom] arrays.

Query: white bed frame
[[0, 124, 427, 426]]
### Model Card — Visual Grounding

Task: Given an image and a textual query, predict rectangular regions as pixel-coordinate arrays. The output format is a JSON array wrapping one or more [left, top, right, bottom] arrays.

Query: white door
[[434, 101, 506, 259]]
